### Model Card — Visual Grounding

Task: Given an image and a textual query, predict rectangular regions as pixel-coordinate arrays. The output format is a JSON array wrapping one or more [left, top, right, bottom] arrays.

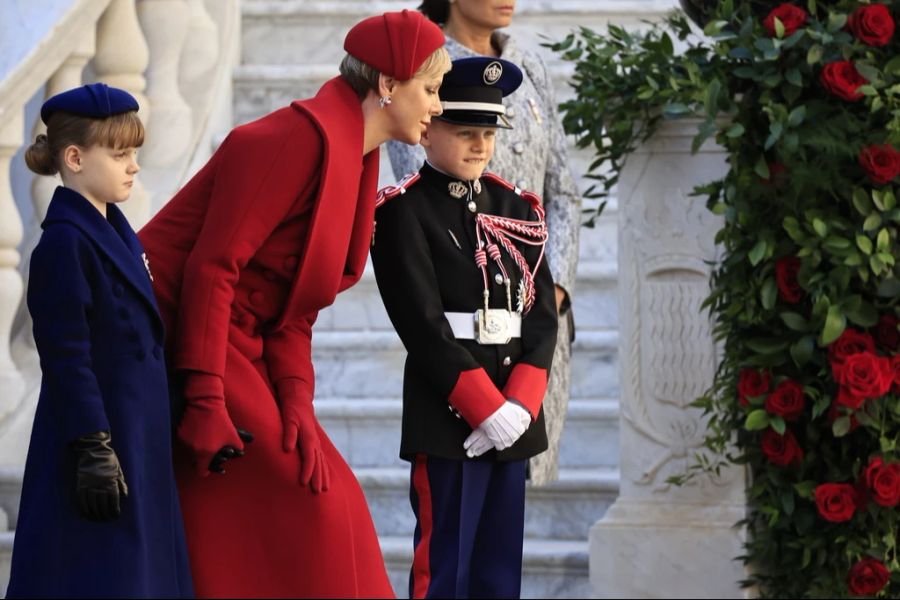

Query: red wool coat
[[139, 77, 393, 598]]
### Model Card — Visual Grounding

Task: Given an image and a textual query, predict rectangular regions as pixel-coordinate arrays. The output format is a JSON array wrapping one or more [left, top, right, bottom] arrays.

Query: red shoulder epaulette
[[375, 172, 421, 209], [482, 172, 544, 216]]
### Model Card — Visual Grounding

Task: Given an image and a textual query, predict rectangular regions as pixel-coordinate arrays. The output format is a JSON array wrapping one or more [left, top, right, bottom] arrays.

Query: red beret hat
[[343, 10, 445, 81]]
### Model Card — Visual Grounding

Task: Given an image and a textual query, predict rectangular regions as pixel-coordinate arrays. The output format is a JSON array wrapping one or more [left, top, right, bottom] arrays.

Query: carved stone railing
[[0, 0, 240, 479]]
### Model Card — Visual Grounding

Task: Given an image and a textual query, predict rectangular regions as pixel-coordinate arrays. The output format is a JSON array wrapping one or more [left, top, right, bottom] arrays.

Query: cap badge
[[448, 181, 467, 199], [483, 61, 503, 85]]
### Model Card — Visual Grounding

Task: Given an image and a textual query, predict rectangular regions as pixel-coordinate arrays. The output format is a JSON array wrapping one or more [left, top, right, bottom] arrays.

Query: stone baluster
[[136, 0, 192, 211], [31, 35, 97, 226], [589, 119, 747, 598], [0, 113, 26, 426], [179, 0, 219, 118], [94, 0, 151, 228]]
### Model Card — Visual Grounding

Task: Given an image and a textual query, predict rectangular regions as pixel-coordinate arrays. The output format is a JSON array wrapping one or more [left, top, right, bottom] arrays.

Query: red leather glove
[[277, 379, 330, 493], [177, 372, 246, 477]]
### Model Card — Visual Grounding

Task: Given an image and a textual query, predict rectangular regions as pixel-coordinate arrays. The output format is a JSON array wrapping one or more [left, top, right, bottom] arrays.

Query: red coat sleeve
[[173, 112, 324, 382], [262, 312, 318, 405]]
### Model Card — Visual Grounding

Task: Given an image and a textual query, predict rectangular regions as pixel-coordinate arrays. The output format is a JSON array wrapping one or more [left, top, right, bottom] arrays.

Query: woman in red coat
[[138, 11, 449, 598]]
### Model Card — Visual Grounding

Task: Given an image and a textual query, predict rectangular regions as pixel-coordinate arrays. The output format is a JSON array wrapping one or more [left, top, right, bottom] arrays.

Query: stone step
[[359, 466, 617, 542], [317, 397, 620, 470], [310, 329, 619, 401], [0, 531, 12, 594], [313, 256, 618, 333], [239, 0, 672, 68], [379, 534, 591, 599]]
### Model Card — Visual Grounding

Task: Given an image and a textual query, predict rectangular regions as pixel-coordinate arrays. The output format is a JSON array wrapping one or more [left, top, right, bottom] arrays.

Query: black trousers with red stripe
[[408, 455, 527, 599]]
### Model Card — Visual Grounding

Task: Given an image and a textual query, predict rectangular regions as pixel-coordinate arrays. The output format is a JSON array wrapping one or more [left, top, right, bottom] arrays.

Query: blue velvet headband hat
[[40, 83, 139, 125]]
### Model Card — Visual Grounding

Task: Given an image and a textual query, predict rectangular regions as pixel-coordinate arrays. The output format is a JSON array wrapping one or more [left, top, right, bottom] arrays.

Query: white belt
[[445, 311, 521, 341]]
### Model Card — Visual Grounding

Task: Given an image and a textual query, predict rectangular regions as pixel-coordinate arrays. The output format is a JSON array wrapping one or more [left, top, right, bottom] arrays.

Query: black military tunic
[[371, 162, 558, 461]]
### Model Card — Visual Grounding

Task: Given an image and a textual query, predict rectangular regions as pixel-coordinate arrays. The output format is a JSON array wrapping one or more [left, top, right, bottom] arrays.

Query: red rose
[[815, 483, 858, 522], [820, 61, 868, 101], [763, 4, 808, 37], [864, 457, 900, 507], [829, 329, 876, 371], [775, 256, 803, 303], [860, 144, 900, 186], [761, 428, 804, 466], [848, 3, 895, 47], [891, 355, 900, 393], [835, 386, 867, 410], [765, 380, 805, 420], [848, 557, 890, 596], [738, 368, 771, 407], [829, 401, 860, 431], [876, 314, 900, 350], [836, 352, 893, 399]]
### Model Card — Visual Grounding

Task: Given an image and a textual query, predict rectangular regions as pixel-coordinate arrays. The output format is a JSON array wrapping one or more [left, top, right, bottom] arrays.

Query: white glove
[[478, 400, 532, 451], [463, 428, 493, 458]]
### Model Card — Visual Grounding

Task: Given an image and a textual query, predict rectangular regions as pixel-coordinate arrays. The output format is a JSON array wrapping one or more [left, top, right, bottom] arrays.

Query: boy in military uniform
[[371, 57, 558, 599]]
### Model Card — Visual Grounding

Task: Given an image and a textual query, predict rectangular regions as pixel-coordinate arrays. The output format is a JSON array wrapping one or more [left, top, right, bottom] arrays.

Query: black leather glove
[[70, 430, 128, 521], [208, 428, 254, 474]]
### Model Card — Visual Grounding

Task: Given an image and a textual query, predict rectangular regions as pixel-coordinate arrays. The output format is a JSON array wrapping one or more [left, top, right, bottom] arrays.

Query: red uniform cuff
[[448, 368, 506, 428], [502, 363, 548, 420]]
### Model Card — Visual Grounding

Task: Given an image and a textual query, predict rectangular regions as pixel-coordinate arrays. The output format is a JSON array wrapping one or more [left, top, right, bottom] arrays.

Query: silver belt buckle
[[475, 309, 512, 344]]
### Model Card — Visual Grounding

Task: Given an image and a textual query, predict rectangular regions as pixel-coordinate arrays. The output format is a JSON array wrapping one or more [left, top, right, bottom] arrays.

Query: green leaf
[[749, 239, 768, 265], [791, 336, 815, 367], [745, 409, 771, 431], [765, 122, 784, 150], [786, 68, 803, 87], [726, 123, 745, 138], [877, 277, 900, 297], [755, 156, 770, 179], [705, 79, 722, 117], [878, 228, 891, 253], [794, 480, 817, 499], [853, 188, 873, 216], [859, 85, 878, 96], [821, 305, 846, 345], [787, 106, 806, 127], [884, 189, 896, 211], [812, 218, 827, 237], [812, 395, 831, 419], [807, 44, 824, 65], [846, 301, 878, 327], [770, 415, 787, 435], [827, 12, 847, 31], [832, 416, 852, 437], [856, 234, 873, 255], [746, 337, 790, 354], [774, 16, 785, 39], [761, 277, 778, 310], [781, 488, 795, 515], [864, 213, 883, 231], [780, 311, 808, 331], [663, 102, 691, 117]]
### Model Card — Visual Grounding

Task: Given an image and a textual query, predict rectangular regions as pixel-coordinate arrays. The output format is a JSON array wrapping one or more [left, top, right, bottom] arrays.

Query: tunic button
[[494, 273, 504, 285], [503, 356, 512, 366], [513, 142, 525, 155], [467, 201, 477, 213], [152, 346, 163, 360], [284, 255, 299, 270], [249, 290, 264, 306], [136, 348, 146, 361], [113, 283, 124, 297], [506, 107, 516, 119]]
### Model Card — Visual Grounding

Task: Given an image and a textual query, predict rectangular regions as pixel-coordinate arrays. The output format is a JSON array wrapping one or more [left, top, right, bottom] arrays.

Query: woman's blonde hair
[[24, 110, 144, 176], [339, 46, 452, 100]]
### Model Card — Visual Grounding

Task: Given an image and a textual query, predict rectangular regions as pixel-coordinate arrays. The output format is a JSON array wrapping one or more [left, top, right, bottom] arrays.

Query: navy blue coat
[[6, 187, 193, 599]]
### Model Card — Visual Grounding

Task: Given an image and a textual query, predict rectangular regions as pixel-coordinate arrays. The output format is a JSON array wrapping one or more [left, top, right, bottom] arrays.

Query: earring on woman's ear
[[379, 96, 392, 109]]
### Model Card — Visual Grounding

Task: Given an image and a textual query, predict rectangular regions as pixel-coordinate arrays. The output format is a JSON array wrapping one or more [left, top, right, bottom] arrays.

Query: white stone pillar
[[590, 120, 747, 599], [179, 0, 219, 117], [94, 0, 152, 228], [136, 0, 192, 211], [0, 114, 26, 429]]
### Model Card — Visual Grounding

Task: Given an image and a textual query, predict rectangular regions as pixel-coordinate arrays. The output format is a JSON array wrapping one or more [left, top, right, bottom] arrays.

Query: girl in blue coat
[[5, 84, 193, 599]]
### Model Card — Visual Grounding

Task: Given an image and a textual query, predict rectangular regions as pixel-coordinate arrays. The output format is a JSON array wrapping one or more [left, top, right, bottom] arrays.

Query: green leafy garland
[[552, 1, 900, 596]]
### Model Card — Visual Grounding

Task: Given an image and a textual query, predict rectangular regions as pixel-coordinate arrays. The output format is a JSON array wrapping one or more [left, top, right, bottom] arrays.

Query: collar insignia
[[448, 181, 467, 199]]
